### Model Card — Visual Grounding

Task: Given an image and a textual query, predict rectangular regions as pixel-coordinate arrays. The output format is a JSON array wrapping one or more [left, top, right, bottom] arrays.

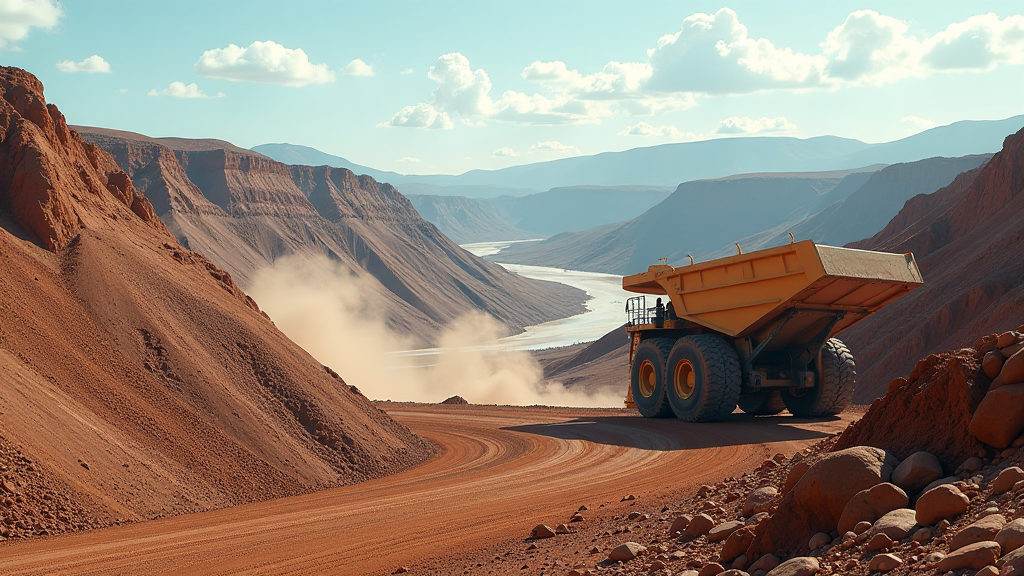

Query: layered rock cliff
[[79, 127, 585, 345]]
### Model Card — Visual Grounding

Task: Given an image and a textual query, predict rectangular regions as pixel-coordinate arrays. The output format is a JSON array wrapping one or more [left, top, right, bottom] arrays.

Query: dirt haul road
[[0, 404, 853, 575]]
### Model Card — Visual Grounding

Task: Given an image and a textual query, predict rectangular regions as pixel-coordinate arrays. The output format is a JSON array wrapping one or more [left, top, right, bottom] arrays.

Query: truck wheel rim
[[674, 360, 696, 400], [638, 360, 657, 398]]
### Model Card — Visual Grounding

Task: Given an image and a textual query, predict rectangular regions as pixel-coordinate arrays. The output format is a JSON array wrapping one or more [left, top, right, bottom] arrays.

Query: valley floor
[[0, 404, 854, 575]]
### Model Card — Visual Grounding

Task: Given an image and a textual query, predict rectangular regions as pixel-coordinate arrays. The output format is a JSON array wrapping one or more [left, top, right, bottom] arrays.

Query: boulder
[[1000, 546, 1024, 576], [709, 520, 745, 542], [950, 514, 1006, 551], [921, 476, 960, 495], [765, 556, 819, 576], [607, 542, 645, 562], [722, 570, 748, 576], [936, 541, 1000, 571], [748, 554, 780, 573], [867, 532, 894, 551], [871, 508, 918, 540], [994, 348, 1024, 388], [748, 446, 898, 556], [994, 467, 1024, 492], [997, 518, 1024, 554], [999, 332, 1022, 349], [916, 484, 970, 526], [1005, 341, 1024, 359], [686, 513, 715, 537], [555, 524, 570, 534], [970, 384, 1024, 448], [699, 563, 725, 576], [670, 515, 692, 535], [808, 532, 831, 550], [891, 452, 943, 491], [985, 351, 1006, 379], [854, 521, 873, 534], [961, 457, 984, 473], [720, 526, 756, 563], [868, 553, 902, 572], [837, 482, 908, 534], [782, 462, 810, 494], [743, 487, 778, 516], [912, 527, 932, 542], [976, 566, 999, 576], [530, 524, 555, 539]]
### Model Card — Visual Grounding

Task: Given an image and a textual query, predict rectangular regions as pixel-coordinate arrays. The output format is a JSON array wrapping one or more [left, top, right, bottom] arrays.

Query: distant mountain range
[[407, 185, 672, 243], [254, 115, 1024, 193], [493, 154, 991, 274]]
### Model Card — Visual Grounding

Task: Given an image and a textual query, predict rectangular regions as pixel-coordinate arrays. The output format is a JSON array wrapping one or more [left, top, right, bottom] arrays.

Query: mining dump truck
[[622, 240, 923, 421]]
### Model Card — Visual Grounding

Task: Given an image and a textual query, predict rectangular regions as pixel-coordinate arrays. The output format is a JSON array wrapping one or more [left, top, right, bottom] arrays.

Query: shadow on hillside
[[504, 413, 840, 451]]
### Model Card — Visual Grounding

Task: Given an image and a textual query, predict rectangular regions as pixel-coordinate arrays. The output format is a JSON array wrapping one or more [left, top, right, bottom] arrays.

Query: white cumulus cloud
[[618, 122, 690, 138], [195, 40, 334, 87], [714, 116, 797, 135], [493, 147, 520, 157], [922, 13, 1024, 71], [379, 102, 453, 130], [0, 0, 61, 49], [148, 82, 208, 99], [531, 141, 579, 153], [342, 58, 374, 76], [56, 55, 111, 74]]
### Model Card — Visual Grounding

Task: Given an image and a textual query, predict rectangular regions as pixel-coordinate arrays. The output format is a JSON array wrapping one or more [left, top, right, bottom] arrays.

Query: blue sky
[[2, 1, 1023, 173]]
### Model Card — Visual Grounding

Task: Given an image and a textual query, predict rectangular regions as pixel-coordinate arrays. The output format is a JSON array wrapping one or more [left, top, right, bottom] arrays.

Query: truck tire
[[782, 338, 855, 418], [738, 390, 786, 416], [630, 338, 675, 418], [665, 335, 742, 422]]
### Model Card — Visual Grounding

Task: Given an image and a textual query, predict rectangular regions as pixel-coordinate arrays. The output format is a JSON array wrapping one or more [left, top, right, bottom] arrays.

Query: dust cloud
[[248, 255, 622, 407]]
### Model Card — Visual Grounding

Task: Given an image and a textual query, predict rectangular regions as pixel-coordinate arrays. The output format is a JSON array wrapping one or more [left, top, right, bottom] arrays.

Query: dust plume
[[248, 255, 621, 407]]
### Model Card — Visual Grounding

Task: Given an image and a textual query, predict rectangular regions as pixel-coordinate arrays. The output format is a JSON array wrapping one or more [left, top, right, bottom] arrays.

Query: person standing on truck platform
[[655, 297, 665, 328]]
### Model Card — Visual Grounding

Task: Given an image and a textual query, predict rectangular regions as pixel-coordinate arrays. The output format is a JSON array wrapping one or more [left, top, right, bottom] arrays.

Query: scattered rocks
[[867, 553, 902, 572], [743, 487, 778, 516], [764, 556, 819, 576], [837, 482, 908, 533], [936, 540, 1001, 571], [607, 542, 645, 562], [916, 484, 970, 526], [950, 514, 1006, 551]]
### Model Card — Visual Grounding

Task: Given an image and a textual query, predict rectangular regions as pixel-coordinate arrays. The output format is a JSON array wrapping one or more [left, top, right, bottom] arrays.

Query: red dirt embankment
[[0, 66, 431, 540]]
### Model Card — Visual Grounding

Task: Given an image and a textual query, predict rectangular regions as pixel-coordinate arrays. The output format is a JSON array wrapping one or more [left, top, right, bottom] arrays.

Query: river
[[394, 240, 633, 364]]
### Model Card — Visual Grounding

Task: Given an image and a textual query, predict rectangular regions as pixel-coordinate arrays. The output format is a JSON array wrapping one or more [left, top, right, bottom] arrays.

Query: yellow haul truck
[[622, 240, 923, 422]]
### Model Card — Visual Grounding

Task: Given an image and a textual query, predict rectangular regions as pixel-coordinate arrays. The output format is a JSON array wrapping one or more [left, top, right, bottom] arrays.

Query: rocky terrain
[[77, 127, 585, 346], [841, 125, 1024, 403], [0, 66, 432, 541], [433, 327, 1024, 576]]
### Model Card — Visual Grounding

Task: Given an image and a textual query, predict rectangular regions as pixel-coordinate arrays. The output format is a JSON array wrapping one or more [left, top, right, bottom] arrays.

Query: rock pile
[[529, 325, 1024, 575], [441, 395, 469, 405]]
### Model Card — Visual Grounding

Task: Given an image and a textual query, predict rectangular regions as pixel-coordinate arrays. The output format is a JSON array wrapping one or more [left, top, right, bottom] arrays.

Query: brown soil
[[0, 404, 853, 574], [0, 66, 431, 542]]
